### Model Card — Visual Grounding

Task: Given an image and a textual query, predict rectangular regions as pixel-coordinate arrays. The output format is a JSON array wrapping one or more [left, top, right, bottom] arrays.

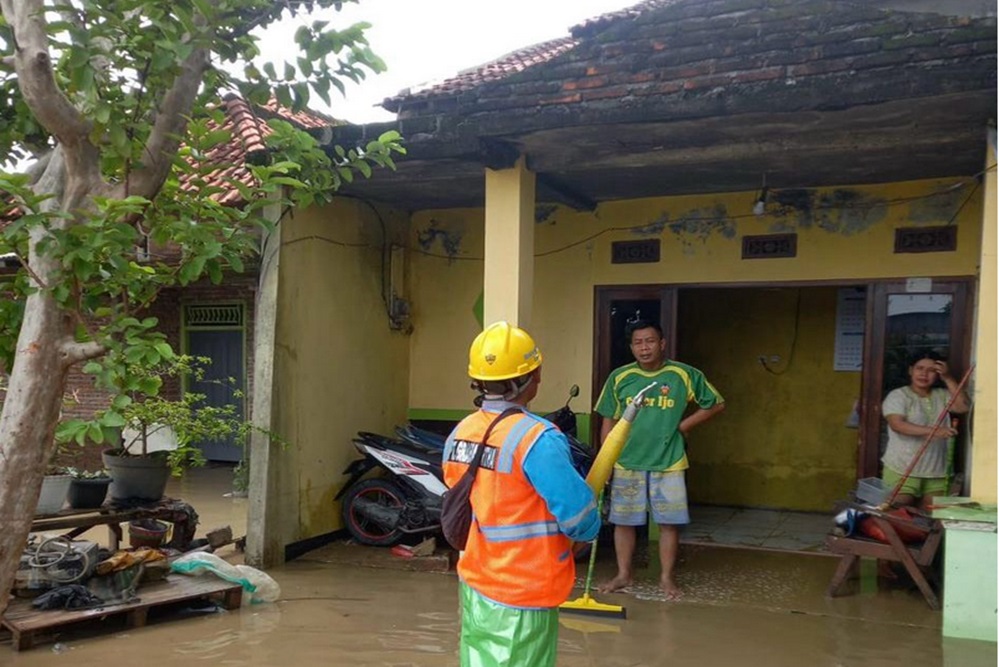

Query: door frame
[[592, 284, 676, 415], [858, 278, 974, 479], [180, 301, 249, 459]]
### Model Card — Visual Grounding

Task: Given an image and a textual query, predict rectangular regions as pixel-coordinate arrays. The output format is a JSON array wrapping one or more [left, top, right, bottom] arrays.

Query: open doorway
[[592, 280, 973, 553]]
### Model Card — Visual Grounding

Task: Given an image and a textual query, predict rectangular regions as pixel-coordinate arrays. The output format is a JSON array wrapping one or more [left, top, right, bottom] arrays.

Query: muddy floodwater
[[4, 467, 995, 666]]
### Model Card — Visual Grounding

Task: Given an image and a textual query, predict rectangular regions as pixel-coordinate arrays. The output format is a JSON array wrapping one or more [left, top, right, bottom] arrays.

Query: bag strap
[[465, 406, 522, 476]]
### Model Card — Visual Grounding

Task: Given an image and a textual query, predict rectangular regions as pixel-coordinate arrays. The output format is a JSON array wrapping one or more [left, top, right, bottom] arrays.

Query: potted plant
[[65, 467, 112, 509], [58, 355, 258, 503], [35, 463, 72, 516]]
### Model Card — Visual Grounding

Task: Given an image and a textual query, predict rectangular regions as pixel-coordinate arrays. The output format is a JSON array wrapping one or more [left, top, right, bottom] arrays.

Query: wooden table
[[825, 504, 943, 609], [30, 498, 198, 551]]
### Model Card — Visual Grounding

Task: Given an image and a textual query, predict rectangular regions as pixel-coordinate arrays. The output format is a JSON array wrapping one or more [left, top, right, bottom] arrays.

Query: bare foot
[[661, 576, 682, 601], [597, 574, 632, 594]]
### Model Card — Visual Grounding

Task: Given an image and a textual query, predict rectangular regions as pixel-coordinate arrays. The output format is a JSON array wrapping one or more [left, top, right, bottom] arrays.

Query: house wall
[[406, 177, 983, 511], [271, 198, 411, 546], [970, 143, 997, 502]]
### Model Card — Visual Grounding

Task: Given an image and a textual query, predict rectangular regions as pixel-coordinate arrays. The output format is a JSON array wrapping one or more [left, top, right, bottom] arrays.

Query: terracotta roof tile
[[570, 0, 681, 36], [2, 96, 338, 223], [383, 0, 996, 117], [382, 36, 579, 109], [258, 98, 342, 129]]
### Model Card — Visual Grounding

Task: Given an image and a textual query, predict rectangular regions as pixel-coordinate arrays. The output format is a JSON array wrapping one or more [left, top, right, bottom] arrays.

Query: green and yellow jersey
[[595, 360, 724, 471]]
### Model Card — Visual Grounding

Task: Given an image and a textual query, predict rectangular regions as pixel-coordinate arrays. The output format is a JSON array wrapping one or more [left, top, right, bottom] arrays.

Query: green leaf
[[101, 411, 126, 428], [87, 423, 105, 444], [138, 376, 162, 396], [154, 342, 175, 359]]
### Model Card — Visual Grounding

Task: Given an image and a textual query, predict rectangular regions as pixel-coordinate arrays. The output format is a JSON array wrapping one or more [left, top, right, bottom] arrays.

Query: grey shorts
[[608, 468, 690, 526]]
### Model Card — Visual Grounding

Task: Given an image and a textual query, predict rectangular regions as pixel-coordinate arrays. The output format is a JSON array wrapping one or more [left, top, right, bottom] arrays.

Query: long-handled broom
[[560, 493, 626, 619], [560, 381, 658, 620]]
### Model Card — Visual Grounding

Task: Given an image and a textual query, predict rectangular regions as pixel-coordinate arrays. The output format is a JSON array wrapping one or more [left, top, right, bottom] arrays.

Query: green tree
[[0, 0, 403, 617]]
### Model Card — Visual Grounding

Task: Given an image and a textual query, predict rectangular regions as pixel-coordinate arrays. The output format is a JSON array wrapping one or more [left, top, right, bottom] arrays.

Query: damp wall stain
[[816, 189, 887, 235], [632, 206, 736, 255], [535, 204, 559, 224], [907, 184, 970, 223], [768, 187, 888, 235], [631, 213, 670, 236], [416, 219, 463, 258]]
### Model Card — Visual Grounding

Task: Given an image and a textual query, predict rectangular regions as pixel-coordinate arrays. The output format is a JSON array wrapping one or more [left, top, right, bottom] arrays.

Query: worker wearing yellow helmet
[[443, 321, 599, 667]]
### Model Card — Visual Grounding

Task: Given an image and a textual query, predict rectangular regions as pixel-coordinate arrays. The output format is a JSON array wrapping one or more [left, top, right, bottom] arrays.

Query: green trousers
[[459, 583, 559, 667]]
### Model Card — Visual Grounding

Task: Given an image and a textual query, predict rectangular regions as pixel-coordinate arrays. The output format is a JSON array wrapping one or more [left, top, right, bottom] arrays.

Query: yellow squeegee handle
[[585, 381, 657, 494]]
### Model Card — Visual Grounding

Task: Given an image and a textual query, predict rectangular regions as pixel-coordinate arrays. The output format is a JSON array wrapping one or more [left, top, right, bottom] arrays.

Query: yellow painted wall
[[405, 178, 983, 511], [273, 198, 410, 545], [677, 287, 860, 511], [410, 178, 983, 415], [970, 144, 997, 503]]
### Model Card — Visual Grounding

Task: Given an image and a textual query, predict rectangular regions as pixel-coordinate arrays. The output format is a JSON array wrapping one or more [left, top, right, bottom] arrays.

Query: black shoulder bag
[[441, 407, 521, 551]]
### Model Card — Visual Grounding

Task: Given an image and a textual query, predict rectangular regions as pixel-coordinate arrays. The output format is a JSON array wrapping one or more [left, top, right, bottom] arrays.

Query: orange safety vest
[[443, 409, 576, 609]]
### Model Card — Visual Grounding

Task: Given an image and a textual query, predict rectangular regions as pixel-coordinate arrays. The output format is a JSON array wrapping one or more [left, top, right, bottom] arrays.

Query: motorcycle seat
[[395, 425, 446, 451], [356, 432, 442, 463]]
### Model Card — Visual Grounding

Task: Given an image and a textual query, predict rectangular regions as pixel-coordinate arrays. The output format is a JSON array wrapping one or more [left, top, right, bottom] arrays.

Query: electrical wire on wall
[[274, 168, 994, 266], [758, 288, 801, 376], [280, 195, 409, 330]]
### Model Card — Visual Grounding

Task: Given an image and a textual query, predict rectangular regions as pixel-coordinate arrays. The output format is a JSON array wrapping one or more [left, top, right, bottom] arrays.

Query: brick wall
[[59, 272, 258, 470]]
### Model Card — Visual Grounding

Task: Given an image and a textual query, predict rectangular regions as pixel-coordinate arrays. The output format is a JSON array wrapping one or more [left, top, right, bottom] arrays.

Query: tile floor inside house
[[680, 505, 833, 554]]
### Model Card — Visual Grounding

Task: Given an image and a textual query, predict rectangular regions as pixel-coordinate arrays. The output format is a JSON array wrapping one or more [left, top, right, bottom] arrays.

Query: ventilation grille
[[611, 239, 660, 264], [742, 233, 797, 259], [894, 226, 957, 254], [185, 304, 243, 327]]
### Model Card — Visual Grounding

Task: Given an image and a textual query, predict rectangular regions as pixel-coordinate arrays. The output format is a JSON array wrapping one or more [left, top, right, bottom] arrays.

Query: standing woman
[[881, 351, 971, 508]]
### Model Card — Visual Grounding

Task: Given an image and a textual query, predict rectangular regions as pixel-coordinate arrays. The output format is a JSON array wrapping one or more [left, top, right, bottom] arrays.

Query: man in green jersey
[[595, 320, 725, 600]]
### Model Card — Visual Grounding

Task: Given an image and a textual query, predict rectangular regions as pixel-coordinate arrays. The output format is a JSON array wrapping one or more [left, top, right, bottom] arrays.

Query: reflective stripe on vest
[[443, 410, 576, 609]]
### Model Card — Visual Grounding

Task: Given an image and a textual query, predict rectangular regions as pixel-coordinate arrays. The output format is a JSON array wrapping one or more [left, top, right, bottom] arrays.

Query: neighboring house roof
[[2, 95, 338, 217], [186, 94, 339, 206]]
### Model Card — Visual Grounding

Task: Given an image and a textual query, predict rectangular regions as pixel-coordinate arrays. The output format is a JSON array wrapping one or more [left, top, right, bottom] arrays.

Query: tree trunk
[[0, 149, 79, 619], [0, 294, 71, 618]]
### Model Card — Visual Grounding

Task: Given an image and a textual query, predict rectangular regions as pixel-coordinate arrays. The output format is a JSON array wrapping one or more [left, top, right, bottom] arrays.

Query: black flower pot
[[67, 477, 111, 509]]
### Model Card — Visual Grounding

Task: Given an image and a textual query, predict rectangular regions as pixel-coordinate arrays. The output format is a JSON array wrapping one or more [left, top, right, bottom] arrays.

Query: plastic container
[[856, 477, 888, 505], [128, 519, 169, 548]]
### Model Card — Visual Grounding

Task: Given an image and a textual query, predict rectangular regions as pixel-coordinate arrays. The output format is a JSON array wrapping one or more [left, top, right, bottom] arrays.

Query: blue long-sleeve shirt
[[479, 400, 600, 543]]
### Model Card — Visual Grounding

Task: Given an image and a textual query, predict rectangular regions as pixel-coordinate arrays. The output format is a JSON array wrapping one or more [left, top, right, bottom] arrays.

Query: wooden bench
[[30, 498, 198, 551], [1, 574, 242, 651], [825, 506, 943, 609]]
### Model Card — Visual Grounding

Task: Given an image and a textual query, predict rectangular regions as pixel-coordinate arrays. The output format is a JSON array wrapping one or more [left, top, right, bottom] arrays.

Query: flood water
[[4, 467, 995, 666]]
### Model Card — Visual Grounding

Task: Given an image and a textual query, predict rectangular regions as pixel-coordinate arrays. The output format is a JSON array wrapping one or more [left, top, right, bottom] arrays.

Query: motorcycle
[[335, 385, 592, 547]]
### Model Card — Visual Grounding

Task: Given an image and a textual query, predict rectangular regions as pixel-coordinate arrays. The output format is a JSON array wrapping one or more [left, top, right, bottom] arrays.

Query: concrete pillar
[[483, 156, 535, 328], [970, 139, 997, 503], [245, 201, 285, 567]]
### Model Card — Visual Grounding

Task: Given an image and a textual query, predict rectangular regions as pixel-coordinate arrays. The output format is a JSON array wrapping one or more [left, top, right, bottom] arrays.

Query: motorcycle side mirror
[[565, 384, 580, 408]]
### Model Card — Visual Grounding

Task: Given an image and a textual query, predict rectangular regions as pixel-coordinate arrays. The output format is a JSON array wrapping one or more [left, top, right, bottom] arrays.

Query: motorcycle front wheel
[[341, 478, 407, 546]]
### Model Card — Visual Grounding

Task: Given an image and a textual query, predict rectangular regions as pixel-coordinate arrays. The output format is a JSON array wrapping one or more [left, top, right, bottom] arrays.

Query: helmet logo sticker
[[485, 354, 496, 365]]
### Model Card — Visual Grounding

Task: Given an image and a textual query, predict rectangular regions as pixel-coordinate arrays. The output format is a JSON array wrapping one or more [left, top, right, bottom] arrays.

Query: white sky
[[256, 0, 640, 124]]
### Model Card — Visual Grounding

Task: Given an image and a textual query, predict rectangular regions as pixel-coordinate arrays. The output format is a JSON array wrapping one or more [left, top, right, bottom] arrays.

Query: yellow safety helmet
[[468, 321, 543, 381]]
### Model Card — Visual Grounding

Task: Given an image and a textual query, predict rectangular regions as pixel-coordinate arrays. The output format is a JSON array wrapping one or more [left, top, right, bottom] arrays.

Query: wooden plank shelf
[[1, 574, 243, 651], [30, 498, 198, 552]]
